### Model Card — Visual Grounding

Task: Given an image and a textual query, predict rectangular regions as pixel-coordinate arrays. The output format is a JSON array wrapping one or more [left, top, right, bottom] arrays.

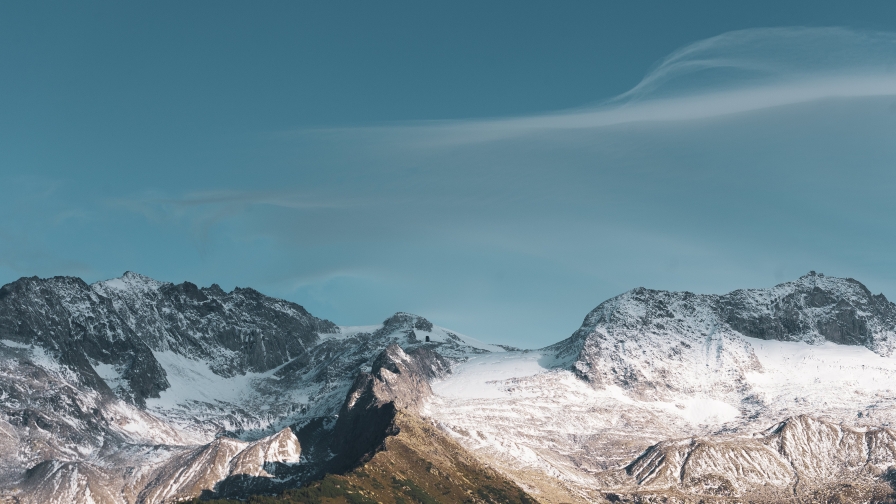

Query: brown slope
[[193, 413, 538, 504], [262, 412, 537, 504]]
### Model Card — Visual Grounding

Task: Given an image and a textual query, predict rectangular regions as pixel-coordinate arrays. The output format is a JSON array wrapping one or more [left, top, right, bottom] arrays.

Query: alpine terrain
[[2, 271, 896, 503]]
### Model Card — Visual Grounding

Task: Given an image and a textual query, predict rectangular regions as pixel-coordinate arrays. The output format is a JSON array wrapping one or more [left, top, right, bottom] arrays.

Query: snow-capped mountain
[[425, 272, 896, 502], [0, 273, 502, 503], [4, 271, 896, 503]]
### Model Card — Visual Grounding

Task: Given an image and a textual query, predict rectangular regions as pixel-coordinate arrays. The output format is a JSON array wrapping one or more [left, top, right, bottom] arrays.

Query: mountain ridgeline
[[0, 272, 337, 405], [553, 271, 896, 395], [577, 271, 896, 348], [2, 271, 896, 503]]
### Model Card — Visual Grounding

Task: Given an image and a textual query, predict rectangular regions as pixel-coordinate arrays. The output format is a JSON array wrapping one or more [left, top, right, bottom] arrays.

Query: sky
[[3, 2, 896, 348]]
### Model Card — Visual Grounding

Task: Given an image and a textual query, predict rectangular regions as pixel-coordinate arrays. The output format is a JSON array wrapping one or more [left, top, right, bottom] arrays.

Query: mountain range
[[2, 271, 896, 503]]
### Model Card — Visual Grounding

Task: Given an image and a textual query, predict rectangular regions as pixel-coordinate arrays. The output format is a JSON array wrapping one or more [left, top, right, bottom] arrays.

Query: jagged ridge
[[0, 272, 337, 405]]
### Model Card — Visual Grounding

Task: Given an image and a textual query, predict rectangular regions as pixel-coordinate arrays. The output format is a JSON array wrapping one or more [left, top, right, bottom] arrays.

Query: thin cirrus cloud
[[110, 190, 362, 252], [132, 27, 896, 235], [112, 189, 356, 224], [338, 27, 896, 147]]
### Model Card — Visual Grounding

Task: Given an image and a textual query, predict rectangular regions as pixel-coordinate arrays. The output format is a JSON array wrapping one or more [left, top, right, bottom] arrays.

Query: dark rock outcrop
[[327, 345, 450, 473]]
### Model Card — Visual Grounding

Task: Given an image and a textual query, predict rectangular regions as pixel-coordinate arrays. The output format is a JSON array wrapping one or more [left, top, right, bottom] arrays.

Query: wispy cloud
[[112, 189, 362, 253], [113, 189, 354, 216], [315, 27, 896, 146]]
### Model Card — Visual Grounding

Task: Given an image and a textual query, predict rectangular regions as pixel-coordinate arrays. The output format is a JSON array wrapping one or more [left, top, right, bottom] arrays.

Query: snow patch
[[329, 325, 382, 340], [432, 351, 549, 400], [0, 339, 31, 349], [744, 336, 896, 416], [147, 351, 268, 408], [655, 397, 740, 424], [92, 362, 123, 389], [98, 278, 128, 291]]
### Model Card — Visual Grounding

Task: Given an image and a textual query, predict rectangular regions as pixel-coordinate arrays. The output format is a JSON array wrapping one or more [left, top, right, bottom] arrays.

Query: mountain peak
[[382, 312, 434, 333], [558, 273, 896, 393], [93, 271, 167, 294]]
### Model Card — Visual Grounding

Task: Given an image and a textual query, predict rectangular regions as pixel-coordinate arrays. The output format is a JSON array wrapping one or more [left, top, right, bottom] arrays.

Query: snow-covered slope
[[424, 272, 896, 502]]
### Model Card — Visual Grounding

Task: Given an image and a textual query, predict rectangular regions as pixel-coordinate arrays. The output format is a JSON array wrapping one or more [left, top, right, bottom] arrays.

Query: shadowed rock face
[[327, 345, 450, 474], [0, 272, 337, 405], [280, 413, 538, 504], [721, 275, 892, 347]]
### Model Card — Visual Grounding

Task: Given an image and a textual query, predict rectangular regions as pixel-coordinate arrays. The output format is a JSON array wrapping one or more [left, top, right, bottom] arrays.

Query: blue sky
[[3, 2, 896, 347]]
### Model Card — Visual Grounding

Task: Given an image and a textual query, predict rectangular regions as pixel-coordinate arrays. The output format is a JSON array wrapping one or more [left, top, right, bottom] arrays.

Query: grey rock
[[0, 272, 338, 405]]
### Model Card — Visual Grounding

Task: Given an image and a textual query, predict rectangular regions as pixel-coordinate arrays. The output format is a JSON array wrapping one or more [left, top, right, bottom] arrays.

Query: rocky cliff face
[[617, 415, 896, 502], [135, 427, 302, 503], [0, 272, 337, 406], [327, 345, 451, 474]]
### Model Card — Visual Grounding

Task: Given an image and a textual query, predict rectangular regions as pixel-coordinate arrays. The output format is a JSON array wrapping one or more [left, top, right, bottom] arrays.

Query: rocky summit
[[3, 272, 896, 503]]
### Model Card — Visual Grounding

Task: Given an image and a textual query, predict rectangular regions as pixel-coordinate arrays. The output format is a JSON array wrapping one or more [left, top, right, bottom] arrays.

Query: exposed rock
[[242, 413, 538, 504], [5, 271, 896, 503], [327, 345, 450, 473], [136, 427, 301, 503], [18, 460, 120, 504], [0, 273, 496, 503], [0, 272, 337, 405]]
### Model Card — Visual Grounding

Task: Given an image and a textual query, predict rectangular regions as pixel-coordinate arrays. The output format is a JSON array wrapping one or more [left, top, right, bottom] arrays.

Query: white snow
[[744, 336, 896, 422], [429, 351, 741, 431], [0, 339, 31, 349], [11, 271, 896, 504], [424, 328, 896, 499], [92, 362, 123, 389], [329, 325, 382, 339], [92, 272, 163, 294], [421, 326, 507, 353], [146, 351, 267, 408], [97, 278, 128, 291], [104, 401, 200, 445], [333, 323, 507, 353], [432, 351, 550, 399], [654, 397, 740, 424], [745, 336, 896, 391]]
